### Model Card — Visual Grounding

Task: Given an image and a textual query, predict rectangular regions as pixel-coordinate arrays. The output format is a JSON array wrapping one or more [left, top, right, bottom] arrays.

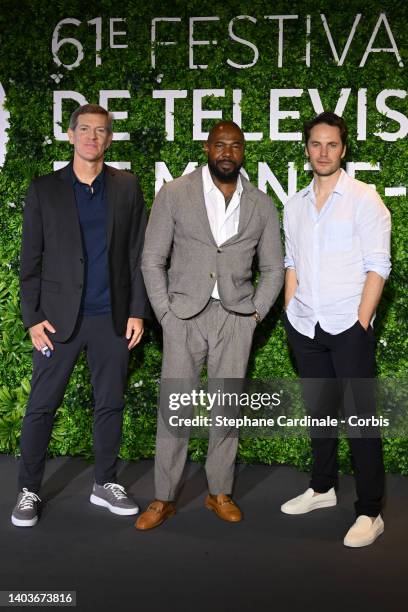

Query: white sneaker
[[281, 487, 337, 515], [343, 515, 384, 548]]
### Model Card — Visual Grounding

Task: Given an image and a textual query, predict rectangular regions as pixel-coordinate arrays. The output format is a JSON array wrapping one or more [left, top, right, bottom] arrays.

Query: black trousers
[[283, 314, 384, 517], [18, 314, 129, 493]]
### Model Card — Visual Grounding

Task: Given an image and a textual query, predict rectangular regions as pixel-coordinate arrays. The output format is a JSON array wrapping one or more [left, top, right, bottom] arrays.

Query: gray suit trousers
[[155, 300, 257, 500]]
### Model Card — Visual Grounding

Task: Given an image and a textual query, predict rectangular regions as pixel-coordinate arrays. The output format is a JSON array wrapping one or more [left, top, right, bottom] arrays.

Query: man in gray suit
[[136, 121, 283, 530]]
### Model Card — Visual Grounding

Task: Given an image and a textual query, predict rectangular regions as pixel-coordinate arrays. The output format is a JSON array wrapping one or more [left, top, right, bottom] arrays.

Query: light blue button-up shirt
[[284, 169, 391, 338]]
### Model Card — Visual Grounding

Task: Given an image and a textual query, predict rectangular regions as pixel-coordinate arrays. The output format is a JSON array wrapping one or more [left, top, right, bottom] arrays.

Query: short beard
[[310, 159, 342, 177], [208, 158, 242, 183], [314, 166, 340, 177]]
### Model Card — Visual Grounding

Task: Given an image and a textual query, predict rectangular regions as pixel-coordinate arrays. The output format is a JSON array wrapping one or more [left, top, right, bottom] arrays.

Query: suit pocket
[[40, 279, 60, 293], [162, 310, 184, 334]]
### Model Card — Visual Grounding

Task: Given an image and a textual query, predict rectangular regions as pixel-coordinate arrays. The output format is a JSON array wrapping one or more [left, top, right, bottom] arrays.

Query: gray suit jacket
[[141, 166, 284, 323]]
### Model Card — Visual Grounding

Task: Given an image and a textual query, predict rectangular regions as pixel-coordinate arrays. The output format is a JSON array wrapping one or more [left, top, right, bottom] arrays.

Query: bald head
[[207, 121, 244, 145]]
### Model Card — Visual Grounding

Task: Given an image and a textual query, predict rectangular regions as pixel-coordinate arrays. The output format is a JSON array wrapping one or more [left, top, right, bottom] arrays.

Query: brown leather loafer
[[135, 500, 176, 531], [205, 494, 242, 522]]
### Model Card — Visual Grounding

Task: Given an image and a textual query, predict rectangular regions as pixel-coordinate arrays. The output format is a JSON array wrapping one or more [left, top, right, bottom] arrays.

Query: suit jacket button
[[210, 272, 216, 279], [80, 258, 84, 263], [79, 284, 83, 289], [217, 248, 222, 253]]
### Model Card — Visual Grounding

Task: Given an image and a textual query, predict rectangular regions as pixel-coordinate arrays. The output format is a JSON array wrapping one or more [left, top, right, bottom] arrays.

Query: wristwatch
[[253, 310, 261, 324]]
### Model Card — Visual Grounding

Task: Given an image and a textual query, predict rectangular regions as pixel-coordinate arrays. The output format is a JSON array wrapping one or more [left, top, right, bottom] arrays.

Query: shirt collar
[[71, 164, 105, 191], [202, 164, 243, 197], [303, 167, 347, 198]]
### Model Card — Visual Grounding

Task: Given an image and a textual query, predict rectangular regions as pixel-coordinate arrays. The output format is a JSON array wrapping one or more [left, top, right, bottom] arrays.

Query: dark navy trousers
[[18, 314, 129, 493]]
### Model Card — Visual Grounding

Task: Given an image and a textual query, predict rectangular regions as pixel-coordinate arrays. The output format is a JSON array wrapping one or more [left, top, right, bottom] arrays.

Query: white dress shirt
[[284, 169, 391, 338], [202, 164, 243, 299]]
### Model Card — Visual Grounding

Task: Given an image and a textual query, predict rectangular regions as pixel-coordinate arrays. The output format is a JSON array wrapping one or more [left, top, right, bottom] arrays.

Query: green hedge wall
[[0, 0, 407, 473]]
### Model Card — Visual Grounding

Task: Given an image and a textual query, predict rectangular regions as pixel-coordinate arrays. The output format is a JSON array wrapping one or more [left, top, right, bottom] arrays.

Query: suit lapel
[[187, 168, 217, 247], [187, 167, 257, 247], [220, 179, 257, 247], [237, 184, 257, 234], [104, 164, 116, 248], [56, 162, 82, 252], [57, 161, 117, 251]]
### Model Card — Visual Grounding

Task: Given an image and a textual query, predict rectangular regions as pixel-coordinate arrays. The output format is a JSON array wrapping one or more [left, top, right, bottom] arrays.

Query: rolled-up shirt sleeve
[[356, 191, 391, 280], [283, 203, 295, 269]]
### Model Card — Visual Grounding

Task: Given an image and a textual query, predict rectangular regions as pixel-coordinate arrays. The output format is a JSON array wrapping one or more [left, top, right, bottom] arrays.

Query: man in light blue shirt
[[281, 112, 391, 548]]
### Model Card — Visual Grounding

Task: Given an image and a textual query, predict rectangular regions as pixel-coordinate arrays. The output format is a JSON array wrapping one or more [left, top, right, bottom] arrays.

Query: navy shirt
[[72, 168, 111, 316]]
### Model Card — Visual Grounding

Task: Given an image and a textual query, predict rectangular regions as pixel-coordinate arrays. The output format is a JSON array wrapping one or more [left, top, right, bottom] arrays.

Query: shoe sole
[[90, 494, 139, 516], [344, 525, 384, 548], [11, 515, 38, 527], [281, 499, 337, 515]]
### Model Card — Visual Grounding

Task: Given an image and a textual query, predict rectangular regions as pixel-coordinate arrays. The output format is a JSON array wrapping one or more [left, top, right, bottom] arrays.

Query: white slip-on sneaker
[[343, 514, 384, 548], [281, 487, 337, 515]]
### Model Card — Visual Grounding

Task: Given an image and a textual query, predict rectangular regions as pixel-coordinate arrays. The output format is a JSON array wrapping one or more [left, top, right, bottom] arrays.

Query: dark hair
[[69, 104, 113, 133], [304, 112, 348, 146]]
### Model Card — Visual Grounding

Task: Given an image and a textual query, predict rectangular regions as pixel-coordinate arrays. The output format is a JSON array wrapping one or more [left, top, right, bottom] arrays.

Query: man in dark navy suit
[[11, 104, 150, 527]]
